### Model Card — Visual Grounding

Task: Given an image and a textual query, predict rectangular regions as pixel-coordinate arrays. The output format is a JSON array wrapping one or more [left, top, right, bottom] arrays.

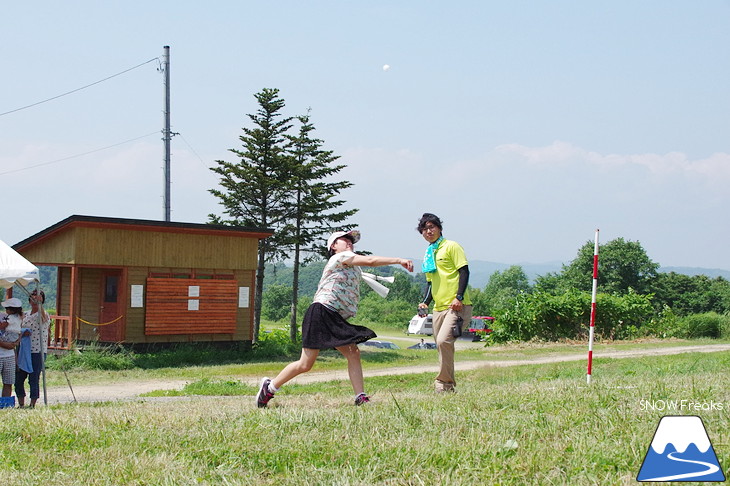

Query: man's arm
[[450, 265, 470, 311], [456, 265, 469, 301], [418, 282, 433, 310]]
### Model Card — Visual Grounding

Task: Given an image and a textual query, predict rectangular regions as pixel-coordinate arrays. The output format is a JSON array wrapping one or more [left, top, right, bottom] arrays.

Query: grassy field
[[1, 340, 728, 485]]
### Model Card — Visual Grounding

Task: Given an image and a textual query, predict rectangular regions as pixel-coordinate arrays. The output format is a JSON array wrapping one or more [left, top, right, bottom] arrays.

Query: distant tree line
[[262, 238, 730, 342]]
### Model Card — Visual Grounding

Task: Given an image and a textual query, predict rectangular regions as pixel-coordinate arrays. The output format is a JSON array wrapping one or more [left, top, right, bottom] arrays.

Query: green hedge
[[490, 290, 655, 342]]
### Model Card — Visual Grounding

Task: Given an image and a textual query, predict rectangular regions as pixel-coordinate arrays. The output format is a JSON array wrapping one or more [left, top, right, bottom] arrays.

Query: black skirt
[[301, 303, 377, 349]]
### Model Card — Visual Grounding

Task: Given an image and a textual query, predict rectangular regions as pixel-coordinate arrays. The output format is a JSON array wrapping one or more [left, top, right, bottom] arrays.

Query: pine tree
[[283, 111, 358, 342], [209, 88, 293, 342]]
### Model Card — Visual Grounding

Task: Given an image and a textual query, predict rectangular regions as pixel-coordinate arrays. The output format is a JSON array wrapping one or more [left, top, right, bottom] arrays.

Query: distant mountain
[[468, 262, 730, 288], [659, 266, 730, 280], [467, 260, 563, 288], [264, 261, 729, 294]]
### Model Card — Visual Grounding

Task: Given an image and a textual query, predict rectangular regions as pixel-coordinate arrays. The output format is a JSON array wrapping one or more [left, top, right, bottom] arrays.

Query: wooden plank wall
[[74, 228, 259, 269], [77, 268, 102, 341], [126, 266, 148, 341], [57, 267, 72, 316], [18, 229, 77, 264], [55, 265, 255, 344], [125, 267, 253, 343], [233, 269, 254, 341], [145, 278, 237, 335]]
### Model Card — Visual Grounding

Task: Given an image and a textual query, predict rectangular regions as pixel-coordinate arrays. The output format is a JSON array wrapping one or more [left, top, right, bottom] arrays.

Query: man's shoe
[[256, 377, 275, 408]]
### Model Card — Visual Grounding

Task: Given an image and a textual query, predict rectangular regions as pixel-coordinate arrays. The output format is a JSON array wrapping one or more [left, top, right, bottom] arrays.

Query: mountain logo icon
[[637, 415, 726, 482]]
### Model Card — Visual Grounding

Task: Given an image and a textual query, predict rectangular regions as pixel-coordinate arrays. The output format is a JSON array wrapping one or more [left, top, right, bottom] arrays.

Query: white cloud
[[4, 138, 729, 270], [333, 141, 730, 269], [495, 141, 730, 186]]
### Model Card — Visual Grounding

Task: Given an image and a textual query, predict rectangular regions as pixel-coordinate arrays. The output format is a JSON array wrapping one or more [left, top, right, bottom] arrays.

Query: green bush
[[593, 290, 654, 340], [262, 284, 293, 321], [489, 290, 654, 342], [640, 305, 682, 338], [46, 343, 136, 371], [353, 294, 414, 329], [252, 327, 301, 359], [722, 312, 730, 339], [679, 312, 726, 339], [489, 293, 537, 343]]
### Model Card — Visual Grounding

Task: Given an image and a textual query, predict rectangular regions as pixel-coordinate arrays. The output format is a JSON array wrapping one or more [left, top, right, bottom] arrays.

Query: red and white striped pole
[[587, 229, 599, 384]]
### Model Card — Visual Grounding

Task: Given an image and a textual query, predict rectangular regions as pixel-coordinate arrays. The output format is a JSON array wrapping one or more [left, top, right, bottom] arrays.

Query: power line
[[0, 57, 159, 117], [0, 131, 160, 176], [177, 132, 210, 169]]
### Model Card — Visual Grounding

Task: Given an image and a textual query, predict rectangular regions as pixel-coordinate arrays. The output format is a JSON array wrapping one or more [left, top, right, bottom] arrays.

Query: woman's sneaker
[[256, 378, 275, 408], [354, 393, 370, 406]]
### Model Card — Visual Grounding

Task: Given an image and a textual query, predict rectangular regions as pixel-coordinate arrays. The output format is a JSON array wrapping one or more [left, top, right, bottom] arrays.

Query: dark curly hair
[[416, 213, 443, 233]]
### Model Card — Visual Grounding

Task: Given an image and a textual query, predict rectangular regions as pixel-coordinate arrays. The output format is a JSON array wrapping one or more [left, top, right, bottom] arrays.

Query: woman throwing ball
[[256, 230, 413, 407]]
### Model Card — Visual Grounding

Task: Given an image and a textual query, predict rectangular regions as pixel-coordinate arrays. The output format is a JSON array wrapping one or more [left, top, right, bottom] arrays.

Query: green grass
[[39, 336, 728, 388], [1, 345, 728, 485]]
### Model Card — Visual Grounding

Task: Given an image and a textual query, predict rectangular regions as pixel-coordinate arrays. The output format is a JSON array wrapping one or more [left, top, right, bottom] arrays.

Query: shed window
[[104, 276, 119, 303]]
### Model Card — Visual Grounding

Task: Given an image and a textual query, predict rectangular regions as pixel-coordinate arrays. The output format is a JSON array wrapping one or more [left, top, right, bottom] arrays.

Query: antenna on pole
[[162, 45, 171, 221]]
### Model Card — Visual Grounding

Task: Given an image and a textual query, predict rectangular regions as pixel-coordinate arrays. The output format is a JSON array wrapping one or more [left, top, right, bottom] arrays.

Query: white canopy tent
[[0, 239, 39, 288], [0, 239, 46, 405]]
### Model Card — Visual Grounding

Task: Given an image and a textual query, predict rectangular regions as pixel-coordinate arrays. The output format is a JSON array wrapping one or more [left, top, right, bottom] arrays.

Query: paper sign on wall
[[188, 286, 200, 297], [131, 285, 144, 308], [188, 299, 199, 311], [239, 287, 250, 308]]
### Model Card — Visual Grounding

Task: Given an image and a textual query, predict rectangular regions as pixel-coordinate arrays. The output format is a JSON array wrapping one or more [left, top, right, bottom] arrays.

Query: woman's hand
[[399, 259, 414, 272]]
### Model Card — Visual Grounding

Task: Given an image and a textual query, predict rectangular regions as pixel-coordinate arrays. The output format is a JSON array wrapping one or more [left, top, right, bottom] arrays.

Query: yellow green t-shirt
[[425, 238, 472, 311]]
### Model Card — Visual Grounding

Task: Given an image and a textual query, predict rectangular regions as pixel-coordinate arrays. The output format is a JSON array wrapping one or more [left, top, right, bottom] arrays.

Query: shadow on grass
[[359, 350, 422, 364], [45, 342, 304, 372]]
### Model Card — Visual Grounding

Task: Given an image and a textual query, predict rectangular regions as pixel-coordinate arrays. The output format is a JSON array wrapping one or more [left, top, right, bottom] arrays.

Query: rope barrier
[[77, 315, 124, 327]]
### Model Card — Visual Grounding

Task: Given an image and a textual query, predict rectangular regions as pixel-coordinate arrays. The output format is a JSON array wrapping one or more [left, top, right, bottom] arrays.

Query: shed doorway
[[98, 269, 124, 342]]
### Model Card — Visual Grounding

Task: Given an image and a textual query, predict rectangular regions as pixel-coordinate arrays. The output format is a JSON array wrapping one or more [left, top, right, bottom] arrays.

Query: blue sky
[[2, 2, 729, 271]]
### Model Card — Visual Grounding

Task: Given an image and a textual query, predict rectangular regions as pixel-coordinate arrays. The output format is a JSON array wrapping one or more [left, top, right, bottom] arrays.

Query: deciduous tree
[[538, 237, 659, 295]]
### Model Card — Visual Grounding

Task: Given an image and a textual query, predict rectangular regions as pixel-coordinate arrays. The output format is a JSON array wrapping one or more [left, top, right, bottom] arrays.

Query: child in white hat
[[0, 298, 24, 398]]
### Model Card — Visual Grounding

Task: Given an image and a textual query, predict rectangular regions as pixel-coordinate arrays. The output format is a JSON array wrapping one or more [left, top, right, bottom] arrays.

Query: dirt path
[[41, 343, 730, 405]]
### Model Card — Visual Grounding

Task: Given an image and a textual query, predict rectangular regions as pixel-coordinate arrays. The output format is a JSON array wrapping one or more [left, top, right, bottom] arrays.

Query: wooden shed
[[13, 215, 273, 350]]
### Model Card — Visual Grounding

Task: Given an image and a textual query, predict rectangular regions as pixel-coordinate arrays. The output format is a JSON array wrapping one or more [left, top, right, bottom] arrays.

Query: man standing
[[416, 213, 473, 393]]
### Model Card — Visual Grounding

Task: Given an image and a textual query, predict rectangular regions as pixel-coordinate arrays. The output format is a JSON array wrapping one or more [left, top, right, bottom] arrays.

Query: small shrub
[[721, 313, 730, 339], [641, 305, 682, 338], [353, 295, 414, 329], [46, 343, 135, 371], [252, 327, 301, 359], [680, 312, 724, 338]]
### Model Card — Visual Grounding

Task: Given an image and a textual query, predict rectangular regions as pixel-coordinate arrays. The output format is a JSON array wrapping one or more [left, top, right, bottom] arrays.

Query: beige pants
[[432, 305, 473, 391]]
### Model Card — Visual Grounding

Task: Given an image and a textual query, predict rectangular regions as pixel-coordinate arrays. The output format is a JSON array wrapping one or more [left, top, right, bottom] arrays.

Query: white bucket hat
[[1, 297, 22, 308], [326, 230, 361, 250]]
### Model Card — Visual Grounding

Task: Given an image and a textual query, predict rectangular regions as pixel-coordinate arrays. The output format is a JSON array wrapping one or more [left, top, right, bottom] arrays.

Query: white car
[[408, 313, 433, 335], [360, 340, 400, 349]]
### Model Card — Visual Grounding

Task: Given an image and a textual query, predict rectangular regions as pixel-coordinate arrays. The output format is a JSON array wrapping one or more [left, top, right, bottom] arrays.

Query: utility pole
[[162, 45, 171, 221]]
